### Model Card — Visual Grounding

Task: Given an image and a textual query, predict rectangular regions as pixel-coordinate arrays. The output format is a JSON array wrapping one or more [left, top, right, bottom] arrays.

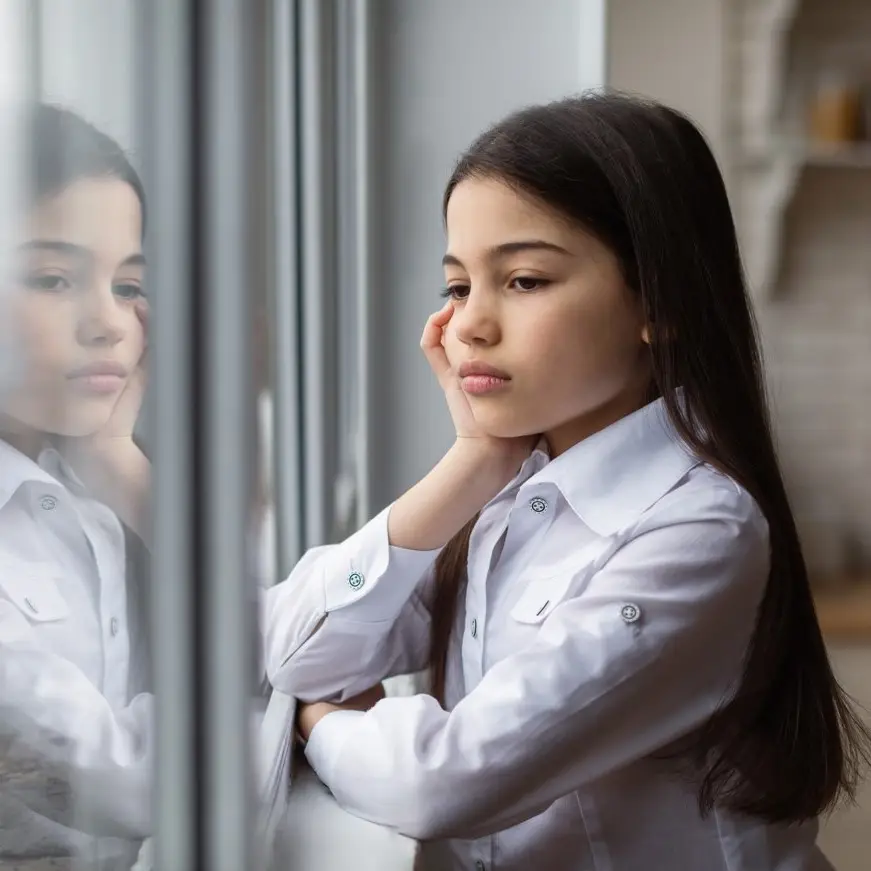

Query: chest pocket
[[510, 537, 617, 625], [0, 564, 69, 622]]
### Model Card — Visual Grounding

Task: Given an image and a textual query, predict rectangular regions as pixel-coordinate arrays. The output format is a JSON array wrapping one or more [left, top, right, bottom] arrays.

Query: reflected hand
[[58, 300, 151, 536], [93, 298, 149, 444], [297, 682, 386, 743]]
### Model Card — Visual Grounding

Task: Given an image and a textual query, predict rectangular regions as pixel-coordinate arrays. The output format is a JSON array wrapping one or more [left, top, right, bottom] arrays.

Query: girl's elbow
[[389, 781, 473, 842]]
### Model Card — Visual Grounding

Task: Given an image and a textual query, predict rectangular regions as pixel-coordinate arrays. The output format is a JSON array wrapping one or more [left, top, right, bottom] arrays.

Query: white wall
[[37, 0, 137, 152], [607, 0, 730, 165], [368, 0, 605, 510]]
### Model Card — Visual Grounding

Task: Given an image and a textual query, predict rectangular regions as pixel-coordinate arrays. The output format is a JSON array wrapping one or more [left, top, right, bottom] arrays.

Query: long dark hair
[[428, 91, 871, 824], [21, 102, 146, 225]]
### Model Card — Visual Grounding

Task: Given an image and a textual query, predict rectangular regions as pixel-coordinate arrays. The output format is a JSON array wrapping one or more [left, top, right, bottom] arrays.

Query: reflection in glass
[[0, 104, 151, 869]]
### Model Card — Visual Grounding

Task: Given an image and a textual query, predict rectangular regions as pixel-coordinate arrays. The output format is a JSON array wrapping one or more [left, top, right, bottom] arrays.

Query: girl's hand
[[61, 299, 149, 464], [420, 302, 536, 470], [420, 302, 481, 439], [94, 298, 149, 445], [58, 301, 151, 537], [297, 683, 386, 743]]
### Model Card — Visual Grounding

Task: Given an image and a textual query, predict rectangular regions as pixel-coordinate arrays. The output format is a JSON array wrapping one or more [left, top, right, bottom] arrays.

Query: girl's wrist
[[67, 439, 152, 541], [448, 437, 527, 490]]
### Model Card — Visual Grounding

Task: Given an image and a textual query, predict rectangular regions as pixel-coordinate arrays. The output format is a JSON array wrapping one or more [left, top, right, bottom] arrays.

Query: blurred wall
[[608, 0, 729, 169], [37, 0, 137, 152]]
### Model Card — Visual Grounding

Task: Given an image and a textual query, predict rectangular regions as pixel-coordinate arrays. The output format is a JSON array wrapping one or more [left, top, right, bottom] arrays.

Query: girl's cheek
[[442, 326, 460, 362]]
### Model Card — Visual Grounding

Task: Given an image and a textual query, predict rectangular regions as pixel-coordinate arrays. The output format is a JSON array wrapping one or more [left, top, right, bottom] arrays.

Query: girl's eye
[[439, 284, 470, 301], [113, 282, 145, 301], [23, 273, 72, 292], [510, 276, 549, 292]]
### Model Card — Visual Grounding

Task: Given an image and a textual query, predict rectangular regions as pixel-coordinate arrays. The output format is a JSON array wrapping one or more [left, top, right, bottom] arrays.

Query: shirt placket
[[463, 520, 498, 871], [68, 497, 130, 707], [460, 484, 557, 871], [91, 506, 130, 708]]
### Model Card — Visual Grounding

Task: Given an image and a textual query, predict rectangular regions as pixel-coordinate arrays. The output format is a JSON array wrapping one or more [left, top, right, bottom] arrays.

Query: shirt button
[[470, 618, 478, 638], [528, 496, 548, 514], [24, 596, 38, 614], [475, 861, 486, 871], [40, 495, 57, 511], [348, 571, 365, 590], [620, 603, 641, 623], [110, 617, 120, 637]]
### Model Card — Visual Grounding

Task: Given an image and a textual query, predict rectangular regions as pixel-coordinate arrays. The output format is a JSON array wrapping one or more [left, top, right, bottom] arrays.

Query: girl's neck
[[0, 415, 46, 461], [544, 381, 653, 459]]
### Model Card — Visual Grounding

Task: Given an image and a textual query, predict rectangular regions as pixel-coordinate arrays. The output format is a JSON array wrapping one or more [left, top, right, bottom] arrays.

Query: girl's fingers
[[420, 302, 453, 347], [420, 303, 454, 379]]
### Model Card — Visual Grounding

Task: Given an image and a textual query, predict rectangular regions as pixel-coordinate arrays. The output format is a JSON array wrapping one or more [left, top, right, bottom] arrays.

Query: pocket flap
[[510, 572, 577, 624], [509, 539, 615, 625], [0, 565, 69, 622]]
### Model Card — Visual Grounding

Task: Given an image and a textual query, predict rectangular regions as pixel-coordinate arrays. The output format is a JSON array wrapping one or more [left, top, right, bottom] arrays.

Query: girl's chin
[[39, 414, 113, 439], [472, 416, 540, 443]]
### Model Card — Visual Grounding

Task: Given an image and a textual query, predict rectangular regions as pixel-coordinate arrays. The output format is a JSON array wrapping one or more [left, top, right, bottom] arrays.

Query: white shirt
[[264, 398, 832, 871], [0, 439, 151, 867]]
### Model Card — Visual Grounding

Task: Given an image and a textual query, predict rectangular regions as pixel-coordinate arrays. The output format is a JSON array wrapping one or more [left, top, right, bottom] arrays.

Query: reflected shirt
[[264, 397, 832, 871], [0, 439, 150, 867]]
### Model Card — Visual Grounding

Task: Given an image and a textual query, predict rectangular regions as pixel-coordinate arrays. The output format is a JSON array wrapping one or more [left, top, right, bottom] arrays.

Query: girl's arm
[[297, 484, 770, 841], [262, 438, 523, 703], [264, 301, 535, 702], [68, 438, 151, 545]]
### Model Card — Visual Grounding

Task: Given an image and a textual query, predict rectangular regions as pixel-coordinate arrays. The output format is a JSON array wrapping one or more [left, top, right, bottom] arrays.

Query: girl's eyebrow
[[17, 239, 146, 268], [442, 239, 572, 268]]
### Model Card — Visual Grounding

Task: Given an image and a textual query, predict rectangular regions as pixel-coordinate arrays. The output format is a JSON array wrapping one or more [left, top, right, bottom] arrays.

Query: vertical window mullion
[[198, 1, 257, 869], [140, 1, 198, 868]]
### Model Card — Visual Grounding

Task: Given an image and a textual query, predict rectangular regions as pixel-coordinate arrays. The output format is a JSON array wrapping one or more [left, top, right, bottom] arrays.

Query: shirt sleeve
[[302, 485, 770, 841], [0, 601, 153, 839], [263, 505, 443, 703]]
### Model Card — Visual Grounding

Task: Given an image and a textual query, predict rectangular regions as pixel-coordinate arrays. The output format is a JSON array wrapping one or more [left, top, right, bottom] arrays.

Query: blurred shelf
[[739, 141, 871, 169], [814, 580, 871, 640], [803, 143, 871, 168], [731, 0, 871, 298]]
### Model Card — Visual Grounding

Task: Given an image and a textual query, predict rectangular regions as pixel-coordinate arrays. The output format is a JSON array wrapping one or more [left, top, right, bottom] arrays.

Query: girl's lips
[[457, 360, 511, 380], [68, 374, 126, 395], [461, 374, 510, 395]]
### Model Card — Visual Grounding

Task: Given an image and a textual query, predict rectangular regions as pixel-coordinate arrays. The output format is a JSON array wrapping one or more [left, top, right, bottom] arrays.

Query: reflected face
[[442, 177, 651, 455], [0, 177, 146, 437]]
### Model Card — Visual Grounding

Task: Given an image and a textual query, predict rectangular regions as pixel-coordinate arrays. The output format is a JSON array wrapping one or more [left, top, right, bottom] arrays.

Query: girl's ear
[[641, 322, 676, 344]]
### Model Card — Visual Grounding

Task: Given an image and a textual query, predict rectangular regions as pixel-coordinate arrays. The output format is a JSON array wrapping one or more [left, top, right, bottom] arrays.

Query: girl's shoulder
[[636, 461, 769, 543]]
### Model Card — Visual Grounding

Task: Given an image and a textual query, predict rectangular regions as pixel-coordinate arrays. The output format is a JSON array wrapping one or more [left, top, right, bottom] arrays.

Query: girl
[[264, 92, 871, 870], [0, 103, 152, 869]]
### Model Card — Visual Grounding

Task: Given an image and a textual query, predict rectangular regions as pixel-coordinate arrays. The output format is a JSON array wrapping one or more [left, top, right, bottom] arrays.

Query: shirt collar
[[0, 439, 81, 511], [524, 396, 700, 536]]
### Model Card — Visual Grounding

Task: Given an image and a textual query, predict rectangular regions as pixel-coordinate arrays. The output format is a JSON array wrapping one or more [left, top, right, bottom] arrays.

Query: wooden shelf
[[731, 0, 871, 298], [814, 581, 871, 640]]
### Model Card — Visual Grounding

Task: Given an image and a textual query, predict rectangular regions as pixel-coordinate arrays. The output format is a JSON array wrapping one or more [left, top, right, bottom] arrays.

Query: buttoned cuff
[[321, 505, 442, 623]]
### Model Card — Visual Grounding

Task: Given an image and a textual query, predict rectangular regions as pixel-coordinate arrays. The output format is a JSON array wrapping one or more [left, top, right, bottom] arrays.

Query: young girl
[[264, 92, 871, 870], [0, 103, 152, 868]]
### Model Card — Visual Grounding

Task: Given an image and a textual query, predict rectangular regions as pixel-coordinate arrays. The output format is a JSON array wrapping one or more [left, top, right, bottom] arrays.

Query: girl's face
[[0, 177, 146, 439], [443, 177, 651, 456]]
